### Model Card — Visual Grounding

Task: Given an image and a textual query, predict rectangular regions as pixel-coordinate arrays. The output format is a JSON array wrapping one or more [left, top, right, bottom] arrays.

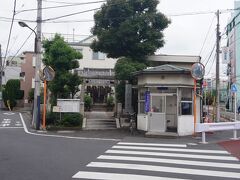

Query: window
[[92, 51, 105, 60], [32, 78, 35, 88], [181, 102, 192, 115], [151, 95, 165, 113], [181, 88, 192, 101], [139, 90, 146, 114], [32, 56, 36, 67], [20, 72, 25, 77], [180, 88, 192, 115]]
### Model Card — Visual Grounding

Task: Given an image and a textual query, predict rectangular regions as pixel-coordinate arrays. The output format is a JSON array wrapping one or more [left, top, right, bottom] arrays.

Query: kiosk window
[[139, 91, 146, 114], [151, 96, 165, 113], [181, 102, 192, 115], [181, 88, 192, 101], [181, 88, 192, 115]]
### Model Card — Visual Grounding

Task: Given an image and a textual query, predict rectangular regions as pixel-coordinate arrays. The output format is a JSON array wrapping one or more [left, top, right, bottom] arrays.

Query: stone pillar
[[80, 83, 85, 115]]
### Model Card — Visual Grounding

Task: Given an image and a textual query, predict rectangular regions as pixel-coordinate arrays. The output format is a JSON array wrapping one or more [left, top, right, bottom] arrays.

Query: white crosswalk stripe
[[112, 145, 229, 154], [97, 155, 240, 169], [118, 142, 187, 147], [106, 149, 236, 160], [72, 141, 240, 179], [72, 171, 189, 180]]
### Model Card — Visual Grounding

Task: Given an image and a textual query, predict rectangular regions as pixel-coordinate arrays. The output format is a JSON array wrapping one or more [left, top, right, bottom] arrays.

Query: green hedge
[[59, 113, 83, 127], [46, 112, 83, 127]]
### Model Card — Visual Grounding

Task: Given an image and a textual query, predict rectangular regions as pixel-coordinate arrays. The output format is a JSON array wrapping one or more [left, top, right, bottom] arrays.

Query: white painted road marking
[[106, 150, 237, 161], [73, 141, 240, 179], [112, 145, 229, 154], [19, 113, 120, 141], [118, 142, 187, 148], [3, 112, 15, 115], [72, 171, 189, 180], [87, 162, 240, 179], [0, 127, 23, 129], [0, 117, 23, 128], [0, 124, 10, 127], [98, 155, 240, 169]]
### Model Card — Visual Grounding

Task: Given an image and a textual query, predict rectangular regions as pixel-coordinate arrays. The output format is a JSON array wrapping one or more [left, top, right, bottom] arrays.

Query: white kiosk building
[[134, 55, 201, 136]]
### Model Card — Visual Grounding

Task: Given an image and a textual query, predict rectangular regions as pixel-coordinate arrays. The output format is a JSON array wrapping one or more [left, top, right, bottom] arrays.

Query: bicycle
[[128, 112, 136, 135]]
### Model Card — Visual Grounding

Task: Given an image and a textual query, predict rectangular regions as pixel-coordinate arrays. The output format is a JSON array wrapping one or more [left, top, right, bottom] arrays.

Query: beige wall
[[138, 74, 194, 86], [20, 52, 35, 107]]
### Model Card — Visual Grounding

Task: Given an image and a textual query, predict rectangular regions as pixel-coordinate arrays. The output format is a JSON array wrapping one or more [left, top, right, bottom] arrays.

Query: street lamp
[[18, 21, 41, 130]]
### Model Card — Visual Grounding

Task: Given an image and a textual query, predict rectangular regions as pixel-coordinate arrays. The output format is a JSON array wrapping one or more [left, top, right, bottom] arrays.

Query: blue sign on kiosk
[[145, 91, 150, 112], [231, 84, 237, 93]]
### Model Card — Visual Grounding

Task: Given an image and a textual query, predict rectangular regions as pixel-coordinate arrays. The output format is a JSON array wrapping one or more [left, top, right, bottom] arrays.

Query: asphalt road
[[0, 111, 116, 180], [0, 111, 239, 180]]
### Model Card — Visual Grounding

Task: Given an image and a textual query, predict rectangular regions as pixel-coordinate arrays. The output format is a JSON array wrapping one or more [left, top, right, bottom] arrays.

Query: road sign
[[43, 66, 55, 81], [231, 84, 237, 93], [191, 63, 205, 80]]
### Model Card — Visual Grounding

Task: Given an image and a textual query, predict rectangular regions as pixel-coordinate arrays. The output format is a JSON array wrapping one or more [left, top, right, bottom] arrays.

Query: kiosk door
[[148, 95, 166, 132], [166, 95, 177, 131]]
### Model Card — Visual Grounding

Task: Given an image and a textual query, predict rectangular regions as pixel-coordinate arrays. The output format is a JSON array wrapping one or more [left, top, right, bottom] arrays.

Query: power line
[[205, 54, 216, 76], [199, 15, 216, 57], [3, 27, 36, 70], [44, 2, 233, 22], [203, 43, 216, 67], [42, 0, 78, 4], [2, 0, 17, 70], [0, 7, 236, 24], [167, 10, 216, 17], [43, 7, 100, 22], [16, 0, 106, 14], [42, 0, 102, 5]]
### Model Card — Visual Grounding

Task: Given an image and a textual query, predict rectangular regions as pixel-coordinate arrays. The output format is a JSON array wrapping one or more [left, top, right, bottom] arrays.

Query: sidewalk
[[18, 110, 239, 144], [6, 108, 239, 161], [204, 105, 240, 122]]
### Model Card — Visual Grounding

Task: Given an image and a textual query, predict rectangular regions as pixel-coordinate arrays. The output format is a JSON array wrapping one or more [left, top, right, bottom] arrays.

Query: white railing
[[196, 122, 240, 143]]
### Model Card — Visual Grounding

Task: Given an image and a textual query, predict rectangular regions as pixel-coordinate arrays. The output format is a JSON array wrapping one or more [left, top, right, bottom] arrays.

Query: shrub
[[84, 94, 92, 111], [59, 113, 83, 127], [28, 88, 34, 103], [46, 112, 58, 125], [107, 95, 114, 111], [2, 79, 23, 110], [107, 95, 114, 106]]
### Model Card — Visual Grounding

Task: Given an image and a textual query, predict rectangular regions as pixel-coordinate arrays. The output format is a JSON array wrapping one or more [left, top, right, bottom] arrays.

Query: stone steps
[[84, 111, 117, 130]]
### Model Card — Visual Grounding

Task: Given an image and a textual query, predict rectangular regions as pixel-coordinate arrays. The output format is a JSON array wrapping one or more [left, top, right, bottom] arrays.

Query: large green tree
[[42, 34, 82, 104], [114, 57, 147, 82], [91, 0, 170, 61]]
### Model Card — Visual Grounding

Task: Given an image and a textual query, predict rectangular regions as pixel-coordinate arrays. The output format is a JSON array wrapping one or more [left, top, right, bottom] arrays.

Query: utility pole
[[216, 10, 220, 122], [33, 0, 42, 129], [0, 44, 2, 109]]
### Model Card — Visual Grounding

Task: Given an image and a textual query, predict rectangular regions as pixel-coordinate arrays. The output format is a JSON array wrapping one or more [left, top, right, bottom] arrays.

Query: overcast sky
[[0, 0, 237, 77]]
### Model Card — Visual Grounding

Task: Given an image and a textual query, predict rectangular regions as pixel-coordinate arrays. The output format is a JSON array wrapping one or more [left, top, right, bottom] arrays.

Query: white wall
[[2, 66, 21, 85], [178, 97, 201, 136], [137, 114, 148, 131], [71, 45, 117, 70], [178, 115, 194, 136]]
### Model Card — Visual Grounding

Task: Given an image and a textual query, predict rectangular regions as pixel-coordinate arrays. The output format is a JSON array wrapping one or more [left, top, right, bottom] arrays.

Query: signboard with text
[[145, 91, 150, 113]]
